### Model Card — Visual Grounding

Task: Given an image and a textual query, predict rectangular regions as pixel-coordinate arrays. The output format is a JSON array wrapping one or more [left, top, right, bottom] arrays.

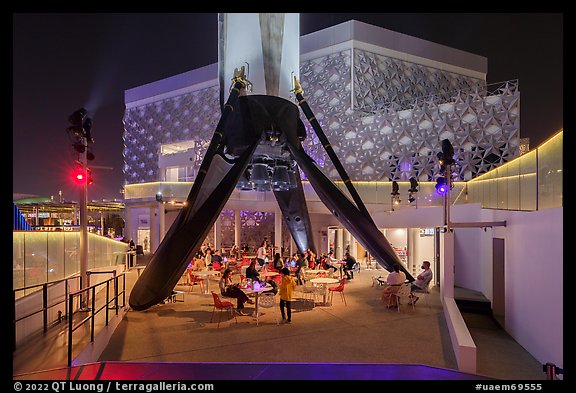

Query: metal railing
[[67, 272, 126, 366], [13, 275, 81, 352]]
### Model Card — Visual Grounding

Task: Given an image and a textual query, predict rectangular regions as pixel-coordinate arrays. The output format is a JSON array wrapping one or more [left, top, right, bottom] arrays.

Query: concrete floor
[[13, 265, 545, 380], [97, 267, 543, 380]]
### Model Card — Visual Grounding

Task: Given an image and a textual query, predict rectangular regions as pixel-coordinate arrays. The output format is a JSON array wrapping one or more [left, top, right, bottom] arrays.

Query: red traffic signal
[[71, 165, 93, 185]]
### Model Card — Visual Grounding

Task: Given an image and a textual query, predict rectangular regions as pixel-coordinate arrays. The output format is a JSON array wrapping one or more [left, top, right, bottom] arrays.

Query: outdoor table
[[242, 283, 273, 323], [336, 261, 347, 279], [191, 270, 221, 294], [304, 269, 327, 277], [310, 277, 340, 305], [259, 271, 279, 279]]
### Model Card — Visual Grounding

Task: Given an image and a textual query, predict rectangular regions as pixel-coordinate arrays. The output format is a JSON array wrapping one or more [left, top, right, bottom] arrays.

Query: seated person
[[272, 252, 283, 271], [218, 268, 253, 316], [306, 248, 316, 269], [295, 252, 307, 285], [211, 249, 223, 264], [381, 263, 407, 308], [409, 261, 433, 305], [245, 259, 261, 282], [321, 253, 338, 273], [190, 256, 206, 272], [342, 252, 357, 279]]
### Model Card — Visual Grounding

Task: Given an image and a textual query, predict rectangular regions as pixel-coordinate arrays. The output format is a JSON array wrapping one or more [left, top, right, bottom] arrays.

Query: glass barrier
[[458, 130, 562, 211], [125, 179, 465, 208], [13, 231, 129, 294], [123, 131, 561, 212]]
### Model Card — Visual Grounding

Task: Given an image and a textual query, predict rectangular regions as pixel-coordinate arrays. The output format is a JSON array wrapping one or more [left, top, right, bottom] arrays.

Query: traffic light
[[71, 165, 87, 185], [86, 168, 93, 185], [71, 164, 93, 185], [67, 108, 88, 136], [67, 107, 94, 158]]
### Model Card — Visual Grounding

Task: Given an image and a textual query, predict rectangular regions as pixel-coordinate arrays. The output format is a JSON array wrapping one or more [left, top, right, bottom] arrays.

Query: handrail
[[13, 274, 80, 294], [67, 273, 126, 366], [13, 275, 81, 352]]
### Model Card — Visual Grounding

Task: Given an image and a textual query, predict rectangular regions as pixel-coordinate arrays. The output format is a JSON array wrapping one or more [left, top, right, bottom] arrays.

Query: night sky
[[12, 13, 563, 201]]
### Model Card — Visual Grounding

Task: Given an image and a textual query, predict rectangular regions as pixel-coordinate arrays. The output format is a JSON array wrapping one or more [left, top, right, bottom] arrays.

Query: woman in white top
[[381, 264, 407, 308], [256, 240, 267, 266]]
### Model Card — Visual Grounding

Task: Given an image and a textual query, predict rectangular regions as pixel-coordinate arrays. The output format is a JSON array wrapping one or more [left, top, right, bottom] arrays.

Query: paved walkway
[[13, 264, 545, 380]]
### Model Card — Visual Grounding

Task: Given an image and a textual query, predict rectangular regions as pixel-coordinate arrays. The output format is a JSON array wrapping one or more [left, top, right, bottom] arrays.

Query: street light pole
[[79, 134, 89, 310], [444, 164, 452, 231], [67, 108, 93, 311]]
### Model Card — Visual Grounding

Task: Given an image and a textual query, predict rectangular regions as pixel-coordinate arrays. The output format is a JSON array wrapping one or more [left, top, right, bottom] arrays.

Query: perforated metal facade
[[123, 44, 519, 185]]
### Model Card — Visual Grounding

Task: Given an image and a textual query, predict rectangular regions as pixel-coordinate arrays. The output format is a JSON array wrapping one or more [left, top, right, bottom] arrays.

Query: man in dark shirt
[[343, 252, 356, 279], [211, 249, 223, 264]]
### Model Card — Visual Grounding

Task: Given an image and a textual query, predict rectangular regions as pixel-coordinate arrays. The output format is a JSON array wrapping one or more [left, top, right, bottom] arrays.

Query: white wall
[[384, 228, 407, 249], [499, 207, 563, 370], [449, 204, 563, 370]]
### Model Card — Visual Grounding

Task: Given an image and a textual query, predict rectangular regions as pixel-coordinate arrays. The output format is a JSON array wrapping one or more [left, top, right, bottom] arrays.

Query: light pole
[[67, 108, 94, 310], [435, 139, 455, 231]]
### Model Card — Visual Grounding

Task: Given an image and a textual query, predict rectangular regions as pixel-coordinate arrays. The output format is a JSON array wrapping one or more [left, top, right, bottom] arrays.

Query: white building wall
[[498, 207, 563, 370], [446, 204, 563, 370]]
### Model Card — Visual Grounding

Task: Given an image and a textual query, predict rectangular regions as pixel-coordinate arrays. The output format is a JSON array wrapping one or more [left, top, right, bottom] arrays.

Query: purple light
[[436, 184, 449, 195]]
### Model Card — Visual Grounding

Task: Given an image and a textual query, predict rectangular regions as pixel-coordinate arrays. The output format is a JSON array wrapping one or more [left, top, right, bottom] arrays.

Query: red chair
[[234, 258, 251, 274], [328, 278, 347, 306], [187, 269, 205, 293], [210, 292, 237, 328], [212, 261, 222, 272], [272, 274, 282, 286]]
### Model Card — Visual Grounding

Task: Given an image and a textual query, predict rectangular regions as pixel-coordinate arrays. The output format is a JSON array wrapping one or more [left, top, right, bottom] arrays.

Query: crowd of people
[[186, 238, 432, 321]]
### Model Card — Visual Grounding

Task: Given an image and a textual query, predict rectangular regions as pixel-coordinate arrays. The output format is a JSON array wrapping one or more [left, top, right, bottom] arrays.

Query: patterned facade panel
[[122, 86, 221, 184], [353, 49, 485, 111], [123, 50, 520, 185], [211, 210, 292, 250], [299, 49, 520, 181]]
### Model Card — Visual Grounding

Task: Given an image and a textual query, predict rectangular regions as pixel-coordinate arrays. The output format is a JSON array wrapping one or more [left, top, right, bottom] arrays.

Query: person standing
[[204, 248, 212, 267], [279, 267, 296, 324], [256, 240, 267, 266], [295, 252, 307, 285]]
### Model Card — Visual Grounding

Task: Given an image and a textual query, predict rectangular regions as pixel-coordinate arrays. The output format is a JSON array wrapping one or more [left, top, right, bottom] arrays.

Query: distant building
[[120, 19, 522, 258], [123, 20, 520, 187]]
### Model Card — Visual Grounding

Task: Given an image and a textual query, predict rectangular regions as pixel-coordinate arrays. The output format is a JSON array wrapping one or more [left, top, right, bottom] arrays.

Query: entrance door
[[493, 238, 505, 328], [138, 229, 150, 254]]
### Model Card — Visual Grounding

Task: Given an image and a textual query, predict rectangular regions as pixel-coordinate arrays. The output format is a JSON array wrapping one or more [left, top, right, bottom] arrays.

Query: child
[[279, 267, 296, 324]]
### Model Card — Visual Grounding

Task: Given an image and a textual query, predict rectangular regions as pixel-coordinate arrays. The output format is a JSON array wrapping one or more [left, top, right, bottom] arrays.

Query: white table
[[304, 269, 328, 279], [336, 261, 347, 279], [190, 270, 221, 294], [259, 271, 279, 279], [310, 277, 340, 305], [242, 283, 273, 323]]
